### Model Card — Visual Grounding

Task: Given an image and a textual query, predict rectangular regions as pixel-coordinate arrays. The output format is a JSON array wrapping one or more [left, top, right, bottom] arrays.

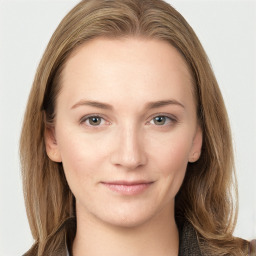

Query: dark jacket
[[23, 217, 254, 256]]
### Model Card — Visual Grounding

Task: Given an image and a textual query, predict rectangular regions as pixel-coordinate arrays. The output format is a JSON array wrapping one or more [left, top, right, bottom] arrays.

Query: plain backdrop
[[0, 0, 255, 255]]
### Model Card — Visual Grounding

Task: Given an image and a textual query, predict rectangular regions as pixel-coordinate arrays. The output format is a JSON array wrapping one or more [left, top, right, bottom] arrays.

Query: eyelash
[[80, 113, 177, 129]]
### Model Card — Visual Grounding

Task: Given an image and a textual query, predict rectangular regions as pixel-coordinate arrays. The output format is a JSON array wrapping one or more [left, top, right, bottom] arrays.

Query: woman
[[20, 0, 255, 255]]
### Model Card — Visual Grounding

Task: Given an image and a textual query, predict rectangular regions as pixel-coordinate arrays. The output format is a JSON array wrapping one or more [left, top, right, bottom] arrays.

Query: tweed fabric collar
[[177, 219, 203, 256]]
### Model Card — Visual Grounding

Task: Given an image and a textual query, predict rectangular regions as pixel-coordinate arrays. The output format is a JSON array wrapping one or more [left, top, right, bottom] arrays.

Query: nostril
[[109, 128, 147, 169], [110, 146, 147, 170]]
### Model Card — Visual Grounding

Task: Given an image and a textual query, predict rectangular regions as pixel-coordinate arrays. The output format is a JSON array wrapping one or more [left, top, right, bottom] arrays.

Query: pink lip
[[101, 181, 153, 195]]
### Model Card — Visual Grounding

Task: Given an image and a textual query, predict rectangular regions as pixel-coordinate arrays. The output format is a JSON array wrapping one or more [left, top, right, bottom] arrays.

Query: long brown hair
[[20, 0, 248, 255]]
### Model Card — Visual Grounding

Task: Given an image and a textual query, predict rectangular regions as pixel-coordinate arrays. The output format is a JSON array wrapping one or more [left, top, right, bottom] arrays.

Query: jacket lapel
[[178, 220, 203, 256]]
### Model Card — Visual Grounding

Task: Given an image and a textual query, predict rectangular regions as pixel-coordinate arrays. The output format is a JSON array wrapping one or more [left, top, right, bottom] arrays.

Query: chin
[[103, 214, 152, 229], [96, 203, 163, 229]]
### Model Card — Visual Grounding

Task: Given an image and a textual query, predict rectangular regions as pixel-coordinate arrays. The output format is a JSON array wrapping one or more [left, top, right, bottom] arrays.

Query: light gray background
[[0, 0, 255, 255]]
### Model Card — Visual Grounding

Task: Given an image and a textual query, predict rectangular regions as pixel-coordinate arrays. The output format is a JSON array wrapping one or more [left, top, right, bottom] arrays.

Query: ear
[[188, 125, 203, 163], [44, 125, 62, 163]]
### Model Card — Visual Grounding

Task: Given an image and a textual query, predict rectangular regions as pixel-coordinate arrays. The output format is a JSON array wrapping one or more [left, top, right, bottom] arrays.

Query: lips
[[101, 180, 154, 195]]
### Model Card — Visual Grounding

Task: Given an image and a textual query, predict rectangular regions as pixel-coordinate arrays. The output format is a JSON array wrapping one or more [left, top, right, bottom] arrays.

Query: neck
[[72, 203, 179, 256]]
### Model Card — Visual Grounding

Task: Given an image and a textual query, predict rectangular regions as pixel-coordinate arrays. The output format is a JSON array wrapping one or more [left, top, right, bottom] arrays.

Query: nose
[[110, 125, 147, 170]]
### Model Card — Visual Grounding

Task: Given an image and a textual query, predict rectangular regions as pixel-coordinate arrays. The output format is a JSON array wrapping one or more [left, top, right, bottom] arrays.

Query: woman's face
[[45, 37, 202, 227]]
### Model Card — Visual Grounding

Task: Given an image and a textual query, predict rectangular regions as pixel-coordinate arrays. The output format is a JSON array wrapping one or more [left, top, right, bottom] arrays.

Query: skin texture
[[45, 37, 202, 256]]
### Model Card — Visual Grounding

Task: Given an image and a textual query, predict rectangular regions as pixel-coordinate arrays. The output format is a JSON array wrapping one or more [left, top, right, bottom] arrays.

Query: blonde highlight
[[20, 0, 248, 255]]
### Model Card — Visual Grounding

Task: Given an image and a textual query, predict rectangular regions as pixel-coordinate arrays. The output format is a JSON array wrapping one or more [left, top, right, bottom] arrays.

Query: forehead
[[58, 37, 195, 111]]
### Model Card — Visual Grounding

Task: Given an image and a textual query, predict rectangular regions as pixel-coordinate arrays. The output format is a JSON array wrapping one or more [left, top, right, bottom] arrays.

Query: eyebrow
[[71, 99, 185, 110]]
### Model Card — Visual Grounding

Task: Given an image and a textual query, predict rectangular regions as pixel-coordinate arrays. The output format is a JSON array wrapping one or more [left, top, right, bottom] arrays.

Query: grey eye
[[149, 115, 175, 126], [88, 116, 102, 126], [153, 116, 168, 125]]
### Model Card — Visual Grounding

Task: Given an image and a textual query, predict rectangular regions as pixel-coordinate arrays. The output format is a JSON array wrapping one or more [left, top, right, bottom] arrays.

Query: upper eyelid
[[147, 113, 177, 123], [80, 115, 109, 128], [80, 113, 177, 126], [80, 113, 176, 120], [80, 113, 107, 122]]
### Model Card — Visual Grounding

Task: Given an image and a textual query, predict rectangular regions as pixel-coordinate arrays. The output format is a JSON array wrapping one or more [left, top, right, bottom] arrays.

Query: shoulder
[[178, 219, 253, 256], [22, 243, 38, 256], [23, 217, 254, 256], [22, 217, 76, 256], [249, 239, 256, 255]]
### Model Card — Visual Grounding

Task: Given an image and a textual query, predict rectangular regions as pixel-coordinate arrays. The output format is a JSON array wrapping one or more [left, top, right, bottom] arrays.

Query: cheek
[[133, 132, 190, 211], [55, 127, 106, 186], [149, 130, 193, 177], [149, 130, 193, 198], [156, 141, 189, 195]]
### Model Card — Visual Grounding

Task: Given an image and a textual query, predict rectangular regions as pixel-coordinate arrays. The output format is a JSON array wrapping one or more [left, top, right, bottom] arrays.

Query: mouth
[[101, 180, 154, 196]]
